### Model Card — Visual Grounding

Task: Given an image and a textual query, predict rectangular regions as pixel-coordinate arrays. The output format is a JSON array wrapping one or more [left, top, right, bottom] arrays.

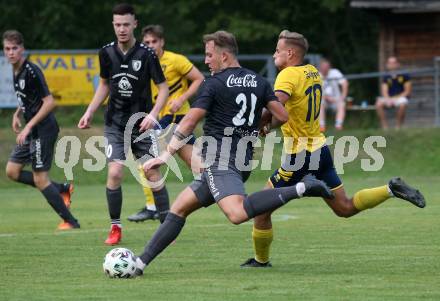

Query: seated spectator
[[376, 56, 411, 130], [319, 58, 349, 131]]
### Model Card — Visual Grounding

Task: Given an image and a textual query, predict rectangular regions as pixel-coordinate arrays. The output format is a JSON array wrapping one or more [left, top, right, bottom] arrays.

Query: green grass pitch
[[1, 176, 439, 301]]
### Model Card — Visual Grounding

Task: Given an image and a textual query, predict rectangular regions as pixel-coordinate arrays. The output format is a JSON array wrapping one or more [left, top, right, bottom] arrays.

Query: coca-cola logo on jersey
[[226, 74, 258, 88]]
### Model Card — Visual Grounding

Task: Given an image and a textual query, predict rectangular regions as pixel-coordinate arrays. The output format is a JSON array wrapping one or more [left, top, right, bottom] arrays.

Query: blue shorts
[[269, 145, 342, 190], [156, 114, 195, 145]]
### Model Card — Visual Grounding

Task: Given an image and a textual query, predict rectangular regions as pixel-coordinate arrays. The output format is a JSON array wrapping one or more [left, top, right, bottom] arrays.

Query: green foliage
[[0, 0, 379, 73]]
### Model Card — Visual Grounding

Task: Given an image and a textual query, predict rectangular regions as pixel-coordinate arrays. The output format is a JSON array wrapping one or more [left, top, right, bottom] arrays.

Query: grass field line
[[0, 214, 298, 239]]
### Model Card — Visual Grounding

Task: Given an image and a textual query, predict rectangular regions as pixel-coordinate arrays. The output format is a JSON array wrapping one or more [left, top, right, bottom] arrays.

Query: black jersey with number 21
[[192, 67, 278, 166]]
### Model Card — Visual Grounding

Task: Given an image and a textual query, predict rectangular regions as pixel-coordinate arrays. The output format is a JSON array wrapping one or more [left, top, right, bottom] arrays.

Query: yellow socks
[[252, 227, 273, 264], [138, 165, 155, 207], [353, 185, 391, 211], [143, 186, 155, 207]]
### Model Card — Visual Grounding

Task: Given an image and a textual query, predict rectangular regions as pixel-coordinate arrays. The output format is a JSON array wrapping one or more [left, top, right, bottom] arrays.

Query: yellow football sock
[[252, 227, 273, 264], [353, 185, 391, 211], [138, 166, 155, 207]]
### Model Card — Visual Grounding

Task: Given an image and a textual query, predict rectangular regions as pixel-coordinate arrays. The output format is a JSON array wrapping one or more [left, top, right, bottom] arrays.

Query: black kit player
[[133, 30, 334, 275], [3, 30, 79, 230], [78, 3, 170, 245]]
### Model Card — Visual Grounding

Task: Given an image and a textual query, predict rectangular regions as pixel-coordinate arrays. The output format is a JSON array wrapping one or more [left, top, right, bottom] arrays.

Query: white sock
[[387, 185, 394, 197], [136, 257, 146, 270], [111, 219, 122, 228], [296, 182, 306, 197], [146, 204, 157, 211]]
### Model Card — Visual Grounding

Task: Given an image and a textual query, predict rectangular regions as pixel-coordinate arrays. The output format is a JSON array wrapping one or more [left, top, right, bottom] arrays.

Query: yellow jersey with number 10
[[151, 50, 194, 118], [274, 64, 326, 154]]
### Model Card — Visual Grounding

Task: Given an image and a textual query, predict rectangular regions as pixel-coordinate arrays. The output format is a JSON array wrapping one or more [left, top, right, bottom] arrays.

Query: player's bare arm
[[12, 106, 22, 134], [260, 92, 289, 135], [16, 94, 55, 145], [169, 66, 204, 113], [143, 107, 206, 170], [78, 78, 110, 129], [139, 81, 169, 131], [268, 91, 290, 128]]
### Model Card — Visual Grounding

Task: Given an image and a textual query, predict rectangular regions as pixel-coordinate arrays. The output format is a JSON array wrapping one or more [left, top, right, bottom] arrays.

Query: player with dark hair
[[133, 30, 334, 275], [128, 24, 204, 222], [240, 30, 426, 268], [3, 29, 79, 230], [78, 3, 170, 245]]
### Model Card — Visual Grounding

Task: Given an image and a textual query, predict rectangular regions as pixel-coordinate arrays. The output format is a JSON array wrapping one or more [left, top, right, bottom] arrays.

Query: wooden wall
[[379, 13, 440, 68], [378, 12, 440, 127]]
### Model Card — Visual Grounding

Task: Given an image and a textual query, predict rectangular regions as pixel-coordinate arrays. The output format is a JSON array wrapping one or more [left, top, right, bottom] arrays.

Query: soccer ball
[[103, 248, 137, 278]]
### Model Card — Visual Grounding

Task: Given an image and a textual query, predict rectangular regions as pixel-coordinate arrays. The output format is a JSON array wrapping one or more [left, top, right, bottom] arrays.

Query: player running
[[128, 24, 204, 223], [78, 3, 170, 245], [240, 30, 426, 268], [3, 30, 79, 230], [133, 30, 334, 275]]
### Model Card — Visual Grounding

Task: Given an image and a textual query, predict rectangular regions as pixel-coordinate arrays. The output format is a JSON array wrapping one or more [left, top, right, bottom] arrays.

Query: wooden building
[[351, 0, 440, 126]]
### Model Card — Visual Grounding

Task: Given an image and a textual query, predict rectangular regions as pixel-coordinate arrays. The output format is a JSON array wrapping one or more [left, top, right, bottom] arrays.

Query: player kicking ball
[[132, 30, 334, 276], [3, 30, 79, 230], [240, 30, 426, 268]]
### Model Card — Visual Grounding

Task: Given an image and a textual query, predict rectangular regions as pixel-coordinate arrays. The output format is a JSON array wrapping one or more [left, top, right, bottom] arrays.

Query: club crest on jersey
[[19, 79, 25, 90], [132, 60, 142, 71], [118, 77, 132, 91]]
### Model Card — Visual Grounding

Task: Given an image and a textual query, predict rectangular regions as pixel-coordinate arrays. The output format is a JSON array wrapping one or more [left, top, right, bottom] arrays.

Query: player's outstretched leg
[[243, 174, 333, 220], [389, 177, 425, 208], [134, 187, 202, 276], [351, 177, 426, 213], [302, 174, 334, 198]]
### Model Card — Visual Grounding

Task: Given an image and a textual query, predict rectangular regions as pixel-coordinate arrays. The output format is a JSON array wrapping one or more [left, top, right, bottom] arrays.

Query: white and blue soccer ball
[[103, 248, 137, 278]]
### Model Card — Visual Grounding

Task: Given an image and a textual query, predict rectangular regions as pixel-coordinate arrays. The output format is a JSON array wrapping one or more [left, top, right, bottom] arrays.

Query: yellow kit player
[[128, 25, 204, 222], [240, 30, 426, 267]]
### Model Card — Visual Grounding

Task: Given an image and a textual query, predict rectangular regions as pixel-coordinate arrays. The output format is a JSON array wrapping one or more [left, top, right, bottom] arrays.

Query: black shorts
[[104, 125, 159, 163], [269, 145, 342, 190], [189, 164, 251, 207], [9, 134, 57, 171]]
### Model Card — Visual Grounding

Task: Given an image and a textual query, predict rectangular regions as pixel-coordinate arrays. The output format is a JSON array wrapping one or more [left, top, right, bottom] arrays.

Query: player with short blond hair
[[240, 30, 426, 268]]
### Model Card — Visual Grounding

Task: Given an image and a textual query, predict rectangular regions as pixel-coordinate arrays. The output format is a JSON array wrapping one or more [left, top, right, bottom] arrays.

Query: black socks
[[139, 213, 185, 265], [42, 184, 77, 224], [17, 170, 67, 193], [243, 186, 300, 219], [153, 186, 170, 223], [106, 187, 123, 221], [17, 170, 36, 187]]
